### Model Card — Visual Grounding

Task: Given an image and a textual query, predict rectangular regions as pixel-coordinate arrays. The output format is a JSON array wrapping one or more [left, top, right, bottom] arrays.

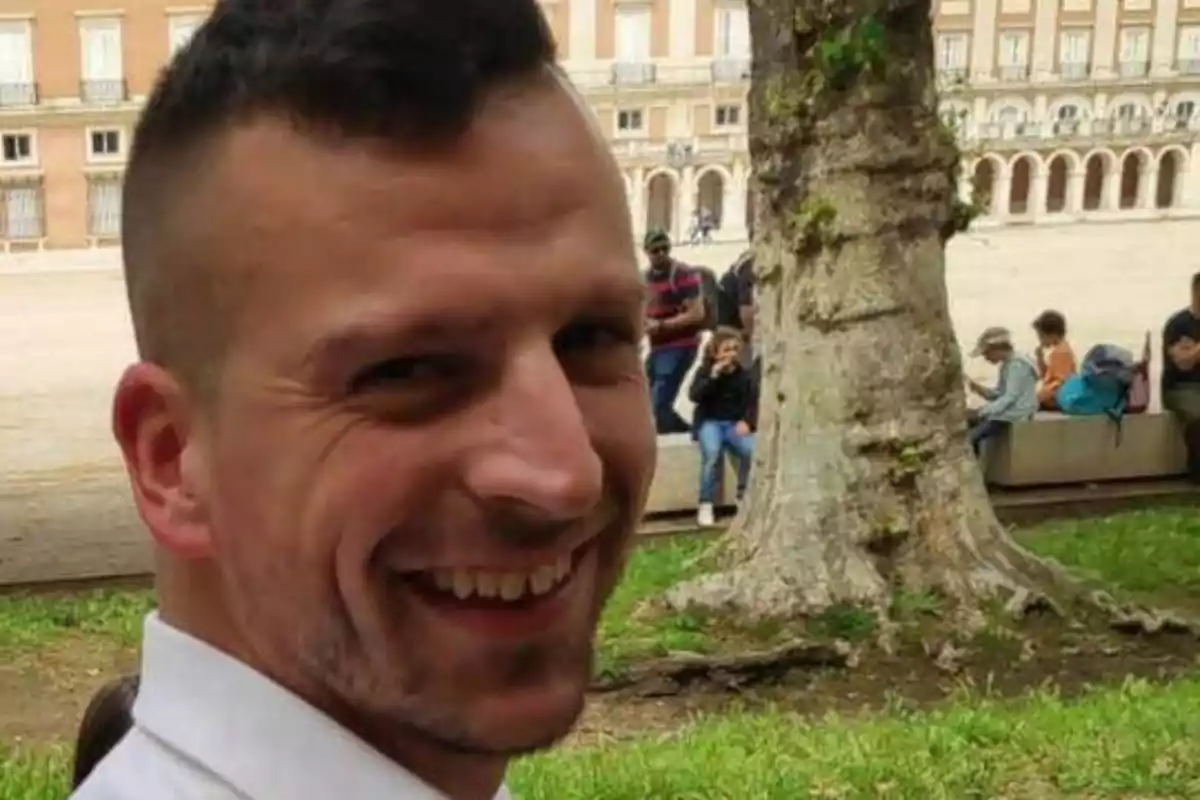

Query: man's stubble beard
[[296, 600, 600, 758]]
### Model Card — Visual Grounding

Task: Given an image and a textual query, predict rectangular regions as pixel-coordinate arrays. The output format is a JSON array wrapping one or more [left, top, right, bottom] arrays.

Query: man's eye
[[554, 320, 638, 354], [348, 355, 462, 393]]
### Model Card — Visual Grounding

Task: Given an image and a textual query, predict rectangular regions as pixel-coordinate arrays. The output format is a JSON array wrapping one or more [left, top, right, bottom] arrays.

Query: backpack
[[668, 262, 720, 331], [1056, 343, 1138, 441], [716, 251, 753, 329]]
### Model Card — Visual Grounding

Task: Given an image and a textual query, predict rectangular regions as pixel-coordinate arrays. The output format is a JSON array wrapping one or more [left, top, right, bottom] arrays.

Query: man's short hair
[[643, 228, 671, 251], [1031, 309, 1067, 338], [1191, 271, 1200, 292], [122, 0, 557, 395]]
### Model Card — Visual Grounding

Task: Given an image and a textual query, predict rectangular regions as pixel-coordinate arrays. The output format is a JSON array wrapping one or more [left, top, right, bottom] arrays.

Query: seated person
[[966, 326, 1038, 457], [1162, 271, 1200, 481], [1031, 309, 1077, 411], [688, 327, 757, 527]]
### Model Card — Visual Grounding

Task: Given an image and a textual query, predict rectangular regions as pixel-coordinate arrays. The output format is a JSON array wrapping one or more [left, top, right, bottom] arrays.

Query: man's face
[[164, 85, 655, 756], [983, 345, 1005, 364], [645, 243, 670, 269]]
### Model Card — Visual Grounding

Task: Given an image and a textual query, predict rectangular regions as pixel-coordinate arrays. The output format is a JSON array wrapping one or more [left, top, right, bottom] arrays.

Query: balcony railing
[[80, 78, 128, 104], [1117, 59, 1150, 78], [960, 113, 1190, 144], [1165, 113, 1195, 132], [1058, 61, 1090, 80], [1107, 116, 1151, 135], [0, 82, 36, 107], [937, 67, 969, 85], [1178, 59, 1200, 75], [610, 62, 656, 86], [997, 65, 1030, 82], [711, 58, 750, 83], [1052, 119, 1080, 136], [607, 133, 749, 161]]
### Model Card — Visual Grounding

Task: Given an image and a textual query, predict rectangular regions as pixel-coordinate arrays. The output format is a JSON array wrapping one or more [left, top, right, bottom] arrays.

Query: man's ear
[[111, 363, 213, 559]]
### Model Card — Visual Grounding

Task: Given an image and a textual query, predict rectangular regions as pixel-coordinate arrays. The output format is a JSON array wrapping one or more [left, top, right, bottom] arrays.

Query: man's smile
[[390, 539, 600, 638]]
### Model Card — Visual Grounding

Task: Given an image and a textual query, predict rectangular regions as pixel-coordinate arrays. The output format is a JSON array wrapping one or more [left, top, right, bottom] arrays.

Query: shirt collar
[[134, 613, 510, 800]]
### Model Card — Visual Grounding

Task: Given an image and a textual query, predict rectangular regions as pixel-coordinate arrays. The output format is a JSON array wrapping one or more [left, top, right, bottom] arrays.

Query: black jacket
[[688, 360, 758, 434]]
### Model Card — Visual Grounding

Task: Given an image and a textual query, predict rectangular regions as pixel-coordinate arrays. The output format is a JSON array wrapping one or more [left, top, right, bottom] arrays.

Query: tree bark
[[669, 0, 1067, 620]]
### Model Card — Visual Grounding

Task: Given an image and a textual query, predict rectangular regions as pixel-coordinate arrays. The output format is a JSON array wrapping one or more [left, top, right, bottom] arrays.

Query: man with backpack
[[643, 228, 707, 434], [1162, 271, 1200, 481]]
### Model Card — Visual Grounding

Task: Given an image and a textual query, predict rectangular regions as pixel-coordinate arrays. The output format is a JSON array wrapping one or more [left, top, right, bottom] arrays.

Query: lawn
[[3, 508, 1200, 798]]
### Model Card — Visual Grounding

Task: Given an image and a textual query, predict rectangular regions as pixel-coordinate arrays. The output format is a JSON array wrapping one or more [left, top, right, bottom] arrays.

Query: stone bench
[[984, 411, 1187, 488], [645, 433, 742, 515], [646, 411, 1189, 515]]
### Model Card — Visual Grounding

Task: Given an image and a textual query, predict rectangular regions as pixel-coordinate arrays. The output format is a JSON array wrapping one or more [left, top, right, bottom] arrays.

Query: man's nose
[[463, 345, 603, 521]]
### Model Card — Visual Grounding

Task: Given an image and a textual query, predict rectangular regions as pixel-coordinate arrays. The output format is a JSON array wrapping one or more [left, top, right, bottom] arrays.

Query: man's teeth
[[430, 554, 573, 601]]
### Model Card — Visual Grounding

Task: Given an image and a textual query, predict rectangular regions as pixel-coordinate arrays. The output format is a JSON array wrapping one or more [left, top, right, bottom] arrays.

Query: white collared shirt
[[72, 613, 511, 800]]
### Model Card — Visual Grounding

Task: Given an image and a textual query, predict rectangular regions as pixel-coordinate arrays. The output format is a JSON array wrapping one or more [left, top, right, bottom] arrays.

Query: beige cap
[[970, 326, 1013, 357]]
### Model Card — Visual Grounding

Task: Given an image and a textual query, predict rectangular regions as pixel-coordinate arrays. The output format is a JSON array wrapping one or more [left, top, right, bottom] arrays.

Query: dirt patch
[[573, 616, 1200, 743], [5, 619, 1198, 752], [0, 635, 138, 747]]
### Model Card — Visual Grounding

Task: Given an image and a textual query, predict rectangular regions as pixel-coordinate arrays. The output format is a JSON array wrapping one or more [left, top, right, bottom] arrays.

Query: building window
[[616, 108, 644, 134], [712, 4, 751, 83], [1171, 100, 1195, 131], [1, 132, 33, 165], [936, 33, 969, 80], [1118, 26, 1151, 77], [1053, 104, 1081, 135], [79, 17, 126, 103], [0, 21, 35, 107], [88, 128, 124, 160], [168, 13, 204, 57], [1178, 26, 1200, 75], [714, 4, 750, 58], [996, 30, 1030, 80], [714, 103, 742, 128], [3, 184, 42, 239], [613, 6, 653, 85], [1058, 29, 1091, 79], [88, 176, 123, 237]]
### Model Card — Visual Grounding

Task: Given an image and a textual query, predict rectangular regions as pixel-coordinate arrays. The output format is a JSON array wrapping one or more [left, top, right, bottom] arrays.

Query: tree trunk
[[669, 0, 1067, 621]]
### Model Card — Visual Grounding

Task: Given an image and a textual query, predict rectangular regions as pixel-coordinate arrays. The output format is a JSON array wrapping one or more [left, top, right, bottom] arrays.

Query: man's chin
[[434, 682, 588, 757]]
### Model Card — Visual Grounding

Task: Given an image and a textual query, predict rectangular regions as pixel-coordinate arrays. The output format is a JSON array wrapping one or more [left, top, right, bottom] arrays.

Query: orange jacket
[[1036, 342, 1077, 408]]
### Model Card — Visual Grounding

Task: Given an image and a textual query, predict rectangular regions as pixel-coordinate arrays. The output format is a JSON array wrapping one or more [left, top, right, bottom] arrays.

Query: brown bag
[[1126, 331, 1151, 414]]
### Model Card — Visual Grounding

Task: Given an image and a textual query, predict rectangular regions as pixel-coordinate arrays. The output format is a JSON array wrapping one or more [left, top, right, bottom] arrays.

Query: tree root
[[591, 640, 854, 697], [1086, 589, 1197, 637]]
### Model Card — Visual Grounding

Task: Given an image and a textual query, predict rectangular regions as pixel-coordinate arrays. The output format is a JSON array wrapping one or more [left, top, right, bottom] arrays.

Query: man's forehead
[[208, 85, 613, 226]]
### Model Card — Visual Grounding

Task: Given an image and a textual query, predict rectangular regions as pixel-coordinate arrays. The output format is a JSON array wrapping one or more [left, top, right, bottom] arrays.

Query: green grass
[[509, 679, 1200, 799], [594, 538, 710, 674], [8, 678, 1200, 798], [1019, 508, 1200, 606], [5, 508, 1200, 798], [0, 507, 1196, 666], [0, 589, 152, 656]]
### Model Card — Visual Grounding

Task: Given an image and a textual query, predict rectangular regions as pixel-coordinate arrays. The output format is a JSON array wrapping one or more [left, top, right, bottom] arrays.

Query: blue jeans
[[968, 416, 1009, 457], [697, 420, 755, 504], [645, 345, 698, 434]]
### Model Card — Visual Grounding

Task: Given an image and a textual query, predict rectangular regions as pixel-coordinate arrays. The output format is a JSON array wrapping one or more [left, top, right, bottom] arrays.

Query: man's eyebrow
[[301, 313, 496, 372]]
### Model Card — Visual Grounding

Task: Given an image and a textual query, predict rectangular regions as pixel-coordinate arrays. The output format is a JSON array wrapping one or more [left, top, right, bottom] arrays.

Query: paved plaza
[[2, 219, 1198, 586]]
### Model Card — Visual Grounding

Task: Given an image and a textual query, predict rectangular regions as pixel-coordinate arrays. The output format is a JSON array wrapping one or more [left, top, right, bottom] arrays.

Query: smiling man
[[73, 1, 656, 799]]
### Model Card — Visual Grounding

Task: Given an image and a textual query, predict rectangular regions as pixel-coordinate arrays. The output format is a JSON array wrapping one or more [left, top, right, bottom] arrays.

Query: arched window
[[1054, 104, 1080, 136], [1173, 100, 1196, 131]]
